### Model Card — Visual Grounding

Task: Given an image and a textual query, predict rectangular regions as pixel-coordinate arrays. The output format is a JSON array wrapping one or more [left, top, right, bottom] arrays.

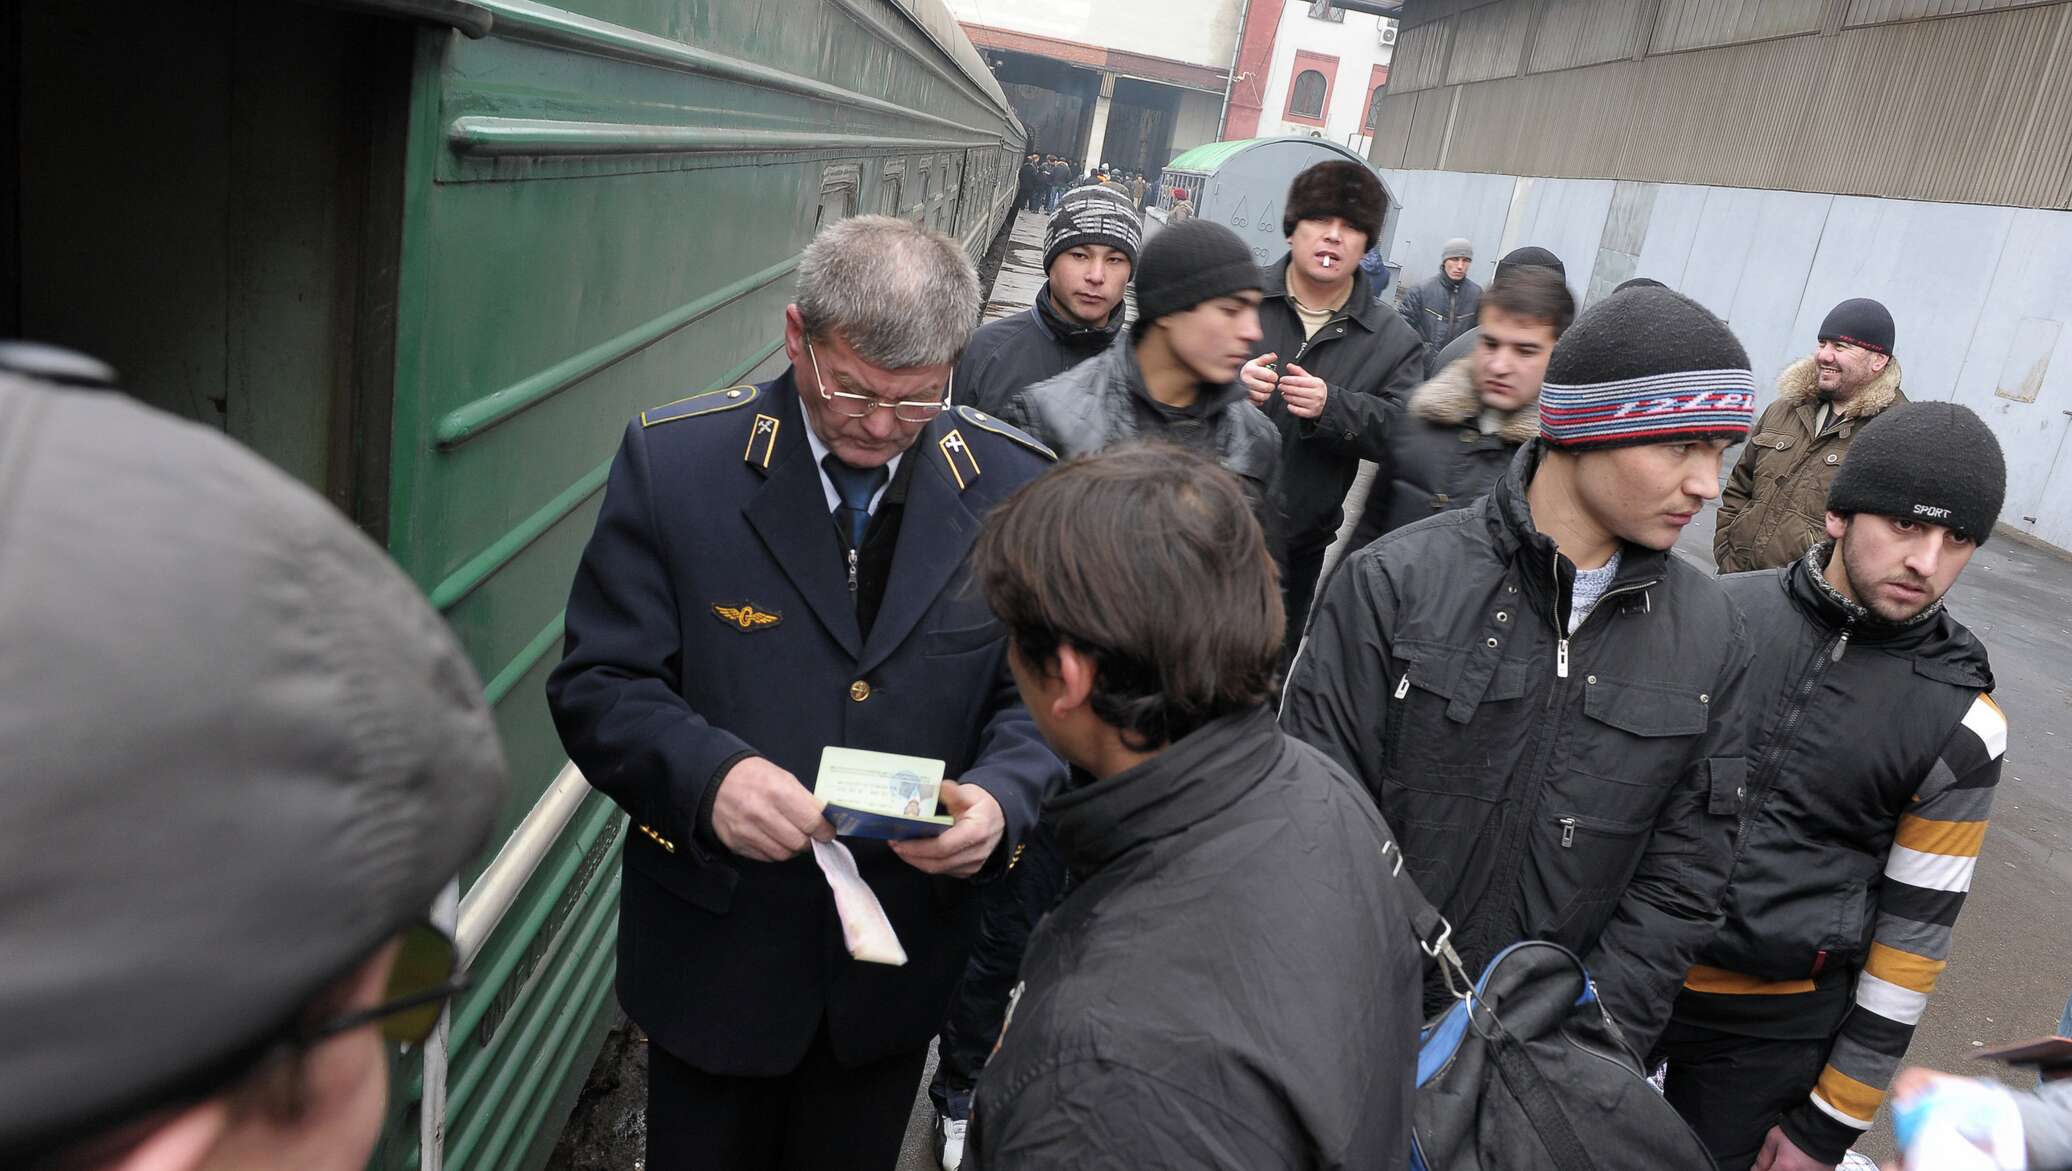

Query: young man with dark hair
[[0, 347, 505, 1171], [1426, 245, 1568, 374], [1346, 265, 1575, 548], [999, 218, 1280, 547], [1237, 160, 1426, 653], [1715, 298, 1907, 573], [957, 186, 1139, 418], [966, 445, 1421, 1170], [1662, 403, 2009, 1171], [1283, 285, 1757, 1055]]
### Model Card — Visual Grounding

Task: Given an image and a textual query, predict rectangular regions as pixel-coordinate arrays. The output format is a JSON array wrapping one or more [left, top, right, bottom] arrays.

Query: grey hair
[[795, 215, 979, 369]]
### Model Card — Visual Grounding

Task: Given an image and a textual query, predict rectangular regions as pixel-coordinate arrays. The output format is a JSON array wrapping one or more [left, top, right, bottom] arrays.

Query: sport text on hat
[[1828, 402, 2005, 543]]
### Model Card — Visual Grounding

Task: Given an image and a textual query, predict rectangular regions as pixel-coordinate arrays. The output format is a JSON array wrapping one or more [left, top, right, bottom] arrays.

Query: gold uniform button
[[850, 680, 872, 702]]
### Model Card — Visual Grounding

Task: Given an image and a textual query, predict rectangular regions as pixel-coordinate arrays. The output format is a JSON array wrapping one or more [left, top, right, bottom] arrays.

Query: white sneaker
[[937, 1115, 968, 1171]]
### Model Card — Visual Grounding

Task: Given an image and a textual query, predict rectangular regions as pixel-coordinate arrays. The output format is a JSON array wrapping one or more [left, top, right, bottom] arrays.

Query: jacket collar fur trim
[[1775, 355, 1903, 420], [1410, 357, 1540, 444]]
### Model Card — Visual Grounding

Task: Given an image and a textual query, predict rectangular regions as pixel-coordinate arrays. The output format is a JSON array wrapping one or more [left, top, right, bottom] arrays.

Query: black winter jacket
[[969, 707, 1420, 1171], [955, 289, 1123, 419], [1676, 549, 2001, 1162], [1253, 258, 1426, 554], [1282, 444, 1753, 1052], [1349, 357, 1536, 549], [1399, 273, 1481, 376]]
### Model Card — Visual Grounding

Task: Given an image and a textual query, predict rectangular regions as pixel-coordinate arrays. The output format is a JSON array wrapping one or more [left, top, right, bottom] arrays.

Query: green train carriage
[[6, 2, 1024, 1168]]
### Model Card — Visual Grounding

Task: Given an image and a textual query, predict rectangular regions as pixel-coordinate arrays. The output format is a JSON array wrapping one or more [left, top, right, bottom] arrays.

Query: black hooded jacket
[[968, 707, 1420, 1171], [1281, 443, 1754, 1051], [956, 288, 1124, 419], [1253, 258, 1426, 554]]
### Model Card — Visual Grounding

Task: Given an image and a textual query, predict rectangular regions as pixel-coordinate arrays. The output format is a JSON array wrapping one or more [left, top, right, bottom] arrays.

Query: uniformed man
[[547, 215, 1063, 1171]]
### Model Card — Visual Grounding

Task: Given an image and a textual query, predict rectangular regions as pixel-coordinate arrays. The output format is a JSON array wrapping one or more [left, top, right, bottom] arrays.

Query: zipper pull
[[1557, 639, 1570, 678], [1394, 673, 1411, 700], [1559, 817, 1577, 848], [847, 548, 859, 595], [1830, 628, 1850, 663]]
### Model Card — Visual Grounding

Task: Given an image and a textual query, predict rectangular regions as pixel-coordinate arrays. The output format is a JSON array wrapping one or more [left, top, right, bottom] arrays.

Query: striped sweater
[[1683, 552, 2005, 1164], [1682, 690, 2006, 1159]]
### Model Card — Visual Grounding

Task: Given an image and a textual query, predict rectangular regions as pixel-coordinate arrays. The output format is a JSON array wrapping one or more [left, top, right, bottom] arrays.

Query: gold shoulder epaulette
[[955, 405, 1056, 461], [640, 384, 760, 428]]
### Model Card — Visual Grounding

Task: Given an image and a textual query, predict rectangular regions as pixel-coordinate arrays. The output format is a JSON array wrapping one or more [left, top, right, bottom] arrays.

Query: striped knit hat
[[1045, 186, 1141, 271], [1538, 286, 1755, 452]]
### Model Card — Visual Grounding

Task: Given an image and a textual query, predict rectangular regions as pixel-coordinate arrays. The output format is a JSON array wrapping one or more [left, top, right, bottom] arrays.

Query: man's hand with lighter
[[1241, 353, 1279, 408], [1278, 363, 1328, 418]]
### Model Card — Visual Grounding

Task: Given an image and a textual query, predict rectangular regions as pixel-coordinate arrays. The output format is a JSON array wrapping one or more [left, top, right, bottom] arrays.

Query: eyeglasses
[[805, 340, 952, 423], [298, 921, 466, 1050]]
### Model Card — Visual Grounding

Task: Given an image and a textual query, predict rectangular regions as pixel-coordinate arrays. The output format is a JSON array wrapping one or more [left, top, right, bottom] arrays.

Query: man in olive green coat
[[1715, 298, 1906, 573]]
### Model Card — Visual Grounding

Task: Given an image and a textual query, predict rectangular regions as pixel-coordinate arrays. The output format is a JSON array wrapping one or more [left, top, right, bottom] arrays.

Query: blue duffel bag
[[1397, 866, 1717, 1171]]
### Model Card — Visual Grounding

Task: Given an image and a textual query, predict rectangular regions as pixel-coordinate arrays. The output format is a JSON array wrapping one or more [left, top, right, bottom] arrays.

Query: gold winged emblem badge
[[712, 603, 782, 632]]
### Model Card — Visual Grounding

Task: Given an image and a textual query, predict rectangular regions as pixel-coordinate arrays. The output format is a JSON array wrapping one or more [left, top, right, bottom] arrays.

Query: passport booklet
[[814, 746, 954, 840]]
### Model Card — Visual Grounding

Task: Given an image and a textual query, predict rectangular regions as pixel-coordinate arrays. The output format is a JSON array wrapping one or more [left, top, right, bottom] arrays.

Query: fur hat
[[1281, 161, 1384, 247]]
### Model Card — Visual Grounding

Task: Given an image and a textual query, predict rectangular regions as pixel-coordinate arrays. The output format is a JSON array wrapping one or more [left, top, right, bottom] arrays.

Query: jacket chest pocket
[[1556, 675, 1711, 826], [1381, 653, 1535, 801]]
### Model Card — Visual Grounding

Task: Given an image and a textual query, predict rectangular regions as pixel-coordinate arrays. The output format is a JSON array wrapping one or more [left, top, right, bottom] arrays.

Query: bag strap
[[1383, 841, 1474, 1000], [1490, 1032, 1595, 1171]]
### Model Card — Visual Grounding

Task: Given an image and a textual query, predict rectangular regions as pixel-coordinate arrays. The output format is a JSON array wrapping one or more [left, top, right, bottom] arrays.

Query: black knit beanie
[[1281, 161, 1385, 246], [1539, 286, 1754, 451], [1614, 277, 1667, 293], [1045, 186, 1142, 271], [1133, 220, 1262, 331], [1496, 246, 1565, 280], [1818, 297, 1896, 355], [1828, 402, 2005, 542]]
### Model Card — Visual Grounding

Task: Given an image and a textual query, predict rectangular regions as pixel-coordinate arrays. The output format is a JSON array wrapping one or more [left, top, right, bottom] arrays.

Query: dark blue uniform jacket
[[547, 369, 1063, 1076]]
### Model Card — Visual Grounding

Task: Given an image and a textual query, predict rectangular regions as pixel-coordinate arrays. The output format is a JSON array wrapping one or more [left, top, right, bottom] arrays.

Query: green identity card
[[814, 747, 955, 840]]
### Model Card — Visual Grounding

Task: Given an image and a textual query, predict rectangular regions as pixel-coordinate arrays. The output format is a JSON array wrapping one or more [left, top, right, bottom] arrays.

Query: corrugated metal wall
[[1649, 0, 1826, 53], [1390, 19, 1453, 90], [1373, 0, 2072, 209], [1530, 0, 1649, 71], [1447, 0, 1534, 81]]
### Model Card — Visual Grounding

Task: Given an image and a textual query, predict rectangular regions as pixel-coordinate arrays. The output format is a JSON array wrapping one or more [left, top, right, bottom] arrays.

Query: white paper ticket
[[810, 839, 908, 966]]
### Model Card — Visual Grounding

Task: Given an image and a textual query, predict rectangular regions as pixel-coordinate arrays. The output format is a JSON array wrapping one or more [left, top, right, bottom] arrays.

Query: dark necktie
[[822, 454, 888, 550]]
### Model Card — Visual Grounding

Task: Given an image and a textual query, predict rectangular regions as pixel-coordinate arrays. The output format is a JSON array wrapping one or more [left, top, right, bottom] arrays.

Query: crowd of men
[[0, 151, 2060, 1171], [1018, 154, 1157, 216]]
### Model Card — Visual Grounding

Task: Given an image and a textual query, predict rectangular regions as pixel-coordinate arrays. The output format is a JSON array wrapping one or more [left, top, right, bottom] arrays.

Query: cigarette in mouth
[[1320, 255, 1335, 268]]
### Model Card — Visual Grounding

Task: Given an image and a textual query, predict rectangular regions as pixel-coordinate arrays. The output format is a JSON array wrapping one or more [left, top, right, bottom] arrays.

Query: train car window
[[816, 162, 862, 231], [880, 159, 906, 217]]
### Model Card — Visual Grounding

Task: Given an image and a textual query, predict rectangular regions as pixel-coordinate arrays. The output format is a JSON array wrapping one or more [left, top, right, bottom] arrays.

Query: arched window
[[1290, 70, 1327, 119], [1366, 86, 1386, 130]]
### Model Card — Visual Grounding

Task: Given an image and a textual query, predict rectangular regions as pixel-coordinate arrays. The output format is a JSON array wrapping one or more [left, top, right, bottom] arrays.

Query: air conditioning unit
[[1379, 21, 1398, 45]]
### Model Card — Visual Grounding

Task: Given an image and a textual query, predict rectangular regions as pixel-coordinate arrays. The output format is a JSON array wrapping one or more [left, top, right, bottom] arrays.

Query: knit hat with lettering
[[1818, 297, 1896, 356], [1538, 286, 1755, 451], [1828, 402, 2005, 543], [1046, 186, 1140, 271], [1132, 219, 1262, 332]]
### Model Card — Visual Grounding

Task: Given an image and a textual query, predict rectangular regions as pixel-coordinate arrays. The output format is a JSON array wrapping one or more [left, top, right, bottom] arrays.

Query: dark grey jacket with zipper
[[1281, 442, 1755, 1052]]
